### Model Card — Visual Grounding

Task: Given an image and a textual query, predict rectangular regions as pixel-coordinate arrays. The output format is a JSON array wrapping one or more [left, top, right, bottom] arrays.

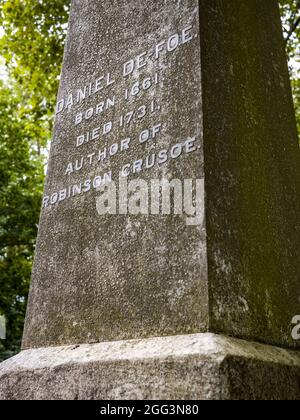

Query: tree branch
[[285, 1, 300, 43], [285, 16, 300, 42]]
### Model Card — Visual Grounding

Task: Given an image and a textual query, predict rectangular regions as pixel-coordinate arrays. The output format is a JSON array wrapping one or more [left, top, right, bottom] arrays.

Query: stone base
[[0, 333, 300, 400]]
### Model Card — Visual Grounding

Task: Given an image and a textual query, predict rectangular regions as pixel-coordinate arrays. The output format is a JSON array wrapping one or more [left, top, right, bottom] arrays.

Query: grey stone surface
[[1, 333, 300, 400], [200, 0, 300, 348], [23, 0, 208, 349], [21, 0, 300, 353]]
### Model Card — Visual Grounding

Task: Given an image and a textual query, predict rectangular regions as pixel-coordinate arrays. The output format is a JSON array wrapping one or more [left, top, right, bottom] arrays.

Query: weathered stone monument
[[0, 0, 300, 400]]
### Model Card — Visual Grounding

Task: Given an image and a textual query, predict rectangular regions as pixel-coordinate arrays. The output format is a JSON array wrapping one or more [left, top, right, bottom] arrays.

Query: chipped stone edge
[[1, 333, 300, 374]]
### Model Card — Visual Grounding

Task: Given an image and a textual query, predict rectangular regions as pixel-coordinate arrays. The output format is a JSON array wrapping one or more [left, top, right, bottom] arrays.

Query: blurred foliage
[[0, 1, 299, 361], [0, 0, 70, 148], [0, 0, 70, 361], [0, 81, 44, 359], [280, 0, 300, 133]]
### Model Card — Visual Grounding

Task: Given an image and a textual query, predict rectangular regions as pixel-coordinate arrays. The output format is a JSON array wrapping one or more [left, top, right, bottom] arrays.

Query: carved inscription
[[43, 23, 201, 208]]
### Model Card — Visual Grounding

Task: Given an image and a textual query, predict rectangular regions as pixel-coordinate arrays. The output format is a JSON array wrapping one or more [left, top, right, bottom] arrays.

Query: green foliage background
[[0, 0, 299, 361], [280, 0, 300, 132], [0, 0, 70, 361]]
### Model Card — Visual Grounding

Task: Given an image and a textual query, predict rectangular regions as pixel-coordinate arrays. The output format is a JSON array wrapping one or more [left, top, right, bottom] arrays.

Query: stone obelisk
[[1, 0, 300, 400]]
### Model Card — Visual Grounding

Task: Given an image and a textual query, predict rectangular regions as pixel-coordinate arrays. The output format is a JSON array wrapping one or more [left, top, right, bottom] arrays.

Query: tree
[[280, 0, 300, 133], [0, 0, 70, 153], [280, 0, 300, 44], [0, 1, 299, 361], [0, 82, 44, 360], [0, 0, 70, 361]]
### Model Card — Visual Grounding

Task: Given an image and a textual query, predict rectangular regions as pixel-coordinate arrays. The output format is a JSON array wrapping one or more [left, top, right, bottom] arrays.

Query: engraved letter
[[56, 99, 64, 114], [124, 60, 134, 77], [182, 25, 193, 44], [103, 122, 112, 135], [137, 52, 147, 69], [167, 34, 179, 52], [76, 135, 85, 147]]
